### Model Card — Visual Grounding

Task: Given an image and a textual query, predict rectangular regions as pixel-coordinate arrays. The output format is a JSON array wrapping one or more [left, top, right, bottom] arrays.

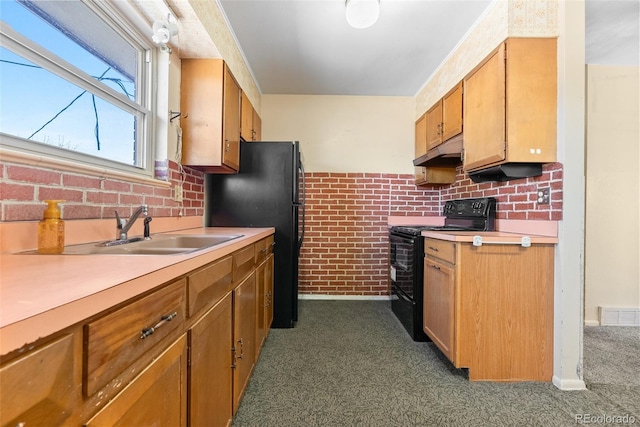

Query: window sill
[[0, 147, 171, 188]]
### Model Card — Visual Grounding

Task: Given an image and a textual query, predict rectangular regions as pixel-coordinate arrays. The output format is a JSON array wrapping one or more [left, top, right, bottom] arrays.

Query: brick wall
[[299, 163, 563, 296], [0, 160, 204, 222], [299, 173, 439, 296], [444, 162, 563, 220]]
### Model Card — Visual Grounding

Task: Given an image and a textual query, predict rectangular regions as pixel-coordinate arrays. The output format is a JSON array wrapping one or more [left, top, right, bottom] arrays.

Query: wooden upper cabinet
[[425, 81, 463, 151], [414, 114, 427, 184], [240, 91, 253, 142], [222, 67, 241, 170], [414, 113, 456, 186], [441, 82, 463, 141], [252, 110, 262, 141], [463, 38, 557, 171], [241, 91, 262, 142], [426, 101, 443, 151], [180, 59, 241, 173]]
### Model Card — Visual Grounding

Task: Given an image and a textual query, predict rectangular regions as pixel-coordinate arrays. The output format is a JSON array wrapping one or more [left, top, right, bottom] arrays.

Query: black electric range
[[389, 197, 496, 341]]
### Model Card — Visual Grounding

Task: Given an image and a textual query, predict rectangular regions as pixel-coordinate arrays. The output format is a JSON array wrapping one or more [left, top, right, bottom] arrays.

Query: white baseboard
[[552, 376, 586, 391], [584, 319, 600, 327], [598, 307, 640, 326], [299, 294, 391, 301]]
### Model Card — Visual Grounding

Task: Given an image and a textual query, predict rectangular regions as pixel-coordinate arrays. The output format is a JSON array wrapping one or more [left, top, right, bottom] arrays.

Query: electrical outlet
[[174, 185, 183, 202], [537, 187, 550, 205]]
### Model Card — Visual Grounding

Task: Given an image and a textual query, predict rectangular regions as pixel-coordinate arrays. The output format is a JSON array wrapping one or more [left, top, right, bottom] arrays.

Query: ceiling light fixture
[[345, 0, 380, 29]]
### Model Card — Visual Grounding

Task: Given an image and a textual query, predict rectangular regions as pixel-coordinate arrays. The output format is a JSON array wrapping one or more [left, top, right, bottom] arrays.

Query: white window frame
[[0, 0, 157, 178]]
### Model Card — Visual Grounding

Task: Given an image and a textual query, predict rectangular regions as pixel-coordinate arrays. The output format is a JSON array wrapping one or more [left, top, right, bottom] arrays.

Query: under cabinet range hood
[[413, 134, 463, 168], [467, 163, 542, 183]]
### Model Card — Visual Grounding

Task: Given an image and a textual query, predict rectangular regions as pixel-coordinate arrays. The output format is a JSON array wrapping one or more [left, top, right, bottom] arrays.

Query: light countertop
[[421, 230, 558, 244], [0, 227, 274, 355]]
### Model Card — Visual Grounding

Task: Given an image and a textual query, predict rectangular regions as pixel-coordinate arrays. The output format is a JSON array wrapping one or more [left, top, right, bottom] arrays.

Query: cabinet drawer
[[233, 244, 255, 282], [84, 279, 186, 397], [255, 235, 274, 265], [424, 238, 456, 264], [188, 256, 233, 317]]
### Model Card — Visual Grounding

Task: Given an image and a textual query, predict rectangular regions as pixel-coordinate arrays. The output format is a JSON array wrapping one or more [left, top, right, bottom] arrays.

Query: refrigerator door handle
[[298, 160, 306, 252]]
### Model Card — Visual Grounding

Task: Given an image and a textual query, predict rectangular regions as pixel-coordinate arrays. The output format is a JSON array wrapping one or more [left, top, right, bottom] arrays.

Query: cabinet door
[[240, 91, 253, 142], [463, 43, 506, 170], [426, 100, 443, 151], [0, 334, 77, 427], [441, 81, 463, 141], [189, 293, 233, 427], [233, 272, 256, 414], [504, 38, 557, 163], [423, 258, 455, 362], [180, 59, 225, 169], [223, 66, 241, 171], [255, 260, 266, 358], [85, 334, 187, 427], [252, 110, 262, 141], [255, 252, 275, 357], [265, 254, 274, 330], [414, 114, 428, 184]]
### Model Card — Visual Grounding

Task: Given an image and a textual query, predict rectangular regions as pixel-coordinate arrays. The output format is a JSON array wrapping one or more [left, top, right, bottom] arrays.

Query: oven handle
[[394, 287, 413, 303]]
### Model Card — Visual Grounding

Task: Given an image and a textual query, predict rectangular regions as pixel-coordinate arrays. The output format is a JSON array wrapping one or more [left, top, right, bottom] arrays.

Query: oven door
[[389, 233, 418, 299]]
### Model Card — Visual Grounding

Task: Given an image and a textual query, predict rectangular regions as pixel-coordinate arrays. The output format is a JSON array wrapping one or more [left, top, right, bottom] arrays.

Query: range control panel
[[443, 197, 497, 218]]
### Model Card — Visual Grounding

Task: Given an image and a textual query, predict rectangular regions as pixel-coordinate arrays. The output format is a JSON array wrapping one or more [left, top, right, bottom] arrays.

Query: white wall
[[584, 65, 640, 324], [261, 95, 415, 174]]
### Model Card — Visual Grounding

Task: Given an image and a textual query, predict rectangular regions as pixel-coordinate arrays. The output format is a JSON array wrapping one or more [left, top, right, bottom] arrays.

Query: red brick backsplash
[[0, 160, 204, 221], [444, 162, 563, 221], [1, 156, 562, 297], [299, 164, 563, 296]]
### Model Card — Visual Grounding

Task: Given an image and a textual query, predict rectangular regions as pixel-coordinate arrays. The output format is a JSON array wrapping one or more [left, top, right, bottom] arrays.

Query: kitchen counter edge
[[0, 227, 275, 356], [421, 230, 559, 244]]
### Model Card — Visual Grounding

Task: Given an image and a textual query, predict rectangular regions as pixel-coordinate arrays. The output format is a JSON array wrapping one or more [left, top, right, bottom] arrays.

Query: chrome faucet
[[115, 205, 148, 241]]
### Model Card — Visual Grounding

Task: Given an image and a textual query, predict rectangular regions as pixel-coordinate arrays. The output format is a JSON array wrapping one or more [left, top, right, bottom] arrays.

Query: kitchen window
[[0, 0, 154, 176]]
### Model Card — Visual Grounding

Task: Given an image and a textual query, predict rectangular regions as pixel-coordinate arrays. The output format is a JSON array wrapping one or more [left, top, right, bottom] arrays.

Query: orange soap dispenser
[[37, 200, 65, 254]]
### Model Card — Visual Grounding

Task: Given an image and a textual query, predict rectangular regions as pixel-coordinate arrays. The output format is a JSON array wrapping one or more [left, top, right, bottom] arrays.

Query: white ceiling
[[132, 0, 639, 97], [218, 0, 493, 96]]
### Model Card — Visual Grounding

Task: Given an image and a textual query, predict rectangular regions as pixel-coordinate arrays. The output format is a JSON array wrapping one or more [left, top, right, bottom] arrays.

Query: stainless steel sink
[[56, 234, 244, 255]]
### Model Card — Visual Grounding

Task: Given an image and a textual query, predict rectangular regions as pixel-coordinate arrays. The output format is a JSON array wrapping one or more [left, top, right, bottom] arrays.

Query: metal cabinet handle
[[140, 312, 178, 339], [427, 246, 439, 252], [236, 338, 244, 359]]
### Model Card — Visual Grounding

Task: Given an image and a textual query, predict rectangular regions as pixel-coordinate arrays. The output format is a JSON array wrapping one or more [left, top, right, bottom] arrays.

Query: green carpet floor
[[233, 300, 639, 426]]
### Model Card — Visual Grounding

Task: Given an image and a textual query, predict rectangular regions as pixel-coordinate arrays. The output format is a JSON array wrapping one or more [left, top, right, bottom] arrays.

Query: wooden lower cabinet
[[423, 238, 554, 381], [189, 293, 233, 427], [0, 234, 275, 426], [256, 253, 275, 357], [0, 334, 78, 427], [85, 334, 188, 427], [232, 272, 257, 414], [423, 257, 456, 362]]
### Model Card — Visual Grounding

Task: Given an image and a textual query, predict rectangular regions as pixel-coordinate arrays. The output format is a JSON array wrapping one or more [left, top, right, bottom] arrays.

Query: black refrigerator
[[204, 141, 305, 328]]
